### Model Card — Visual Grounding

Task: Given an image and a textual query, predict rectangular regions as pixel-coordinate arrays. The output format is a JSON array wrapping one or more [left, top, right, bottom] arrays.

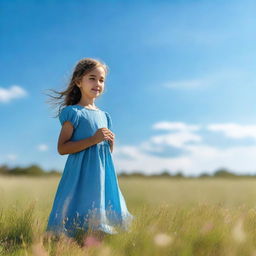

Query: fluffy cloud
[[149, 132, 202, 148], [0, 85, 27, 103], [37, 144, 49, 152], [207, 123, 256, 139], [162, 69, 249, 90], [113, 121, 256, 176], [153, 121, 201, 131], [150, 122, 202, 148], [6, 154, 18, 161], [114, 143, 256, 176]]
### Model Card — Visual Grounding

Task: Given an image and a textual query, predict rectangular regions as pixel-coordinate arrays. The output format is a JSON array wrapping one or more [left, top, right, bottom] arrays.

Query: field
[[1, 176, 256, 255]]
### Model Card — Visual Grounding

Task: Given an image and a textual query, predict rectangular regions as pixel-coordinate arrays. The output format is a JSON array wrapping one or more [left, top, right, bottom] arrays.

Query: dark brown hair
[[44, 57, 109, 117]]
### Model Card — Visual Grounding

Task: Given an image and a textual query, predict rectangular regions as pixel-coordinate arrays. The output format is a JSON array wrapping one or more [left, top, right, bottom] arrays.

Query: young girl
[[45, 58, 134, 248]]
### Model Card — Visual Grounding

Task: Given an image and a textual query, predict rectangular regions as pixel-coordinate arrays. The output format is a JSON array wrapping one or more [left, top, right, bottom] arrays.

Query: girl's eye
[[89, 78, 104, 83]]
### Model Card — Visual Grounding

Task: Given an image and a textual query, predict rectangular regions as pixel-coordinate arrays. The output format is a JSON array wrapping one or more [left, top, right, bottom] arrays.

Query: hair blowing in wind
[[44, 57, 109, 117]]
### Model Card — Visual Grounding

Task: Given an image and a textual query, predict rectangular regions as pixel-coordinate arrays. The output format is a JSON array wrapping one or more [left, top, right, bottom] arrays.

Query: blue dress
[[46, 104, 134, 238]]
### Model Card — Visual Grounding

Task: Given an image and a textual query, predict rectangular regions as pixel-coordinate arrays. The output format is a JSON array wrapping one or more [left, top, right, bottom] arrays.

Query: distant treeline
[[0, 164, 256, 178], [120, 169, 256, 179], [0, 164, 60, 177]]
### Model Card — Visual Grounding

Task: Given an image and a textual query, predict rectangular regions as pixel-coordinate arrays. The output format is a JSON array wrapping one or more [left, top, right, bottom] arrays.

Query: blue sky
[[1, 0, 256, 176]]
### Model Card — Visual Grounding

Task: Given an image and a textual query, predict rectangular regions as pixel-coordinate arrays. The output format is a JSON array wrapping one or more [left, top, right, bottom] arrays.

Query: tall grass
[[1, 176, 256, 255]]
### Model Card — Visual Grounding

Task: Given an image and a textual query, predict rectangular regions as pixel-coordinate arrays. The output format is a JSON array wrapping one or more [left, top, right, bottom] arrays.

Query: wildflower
[[200, 221, 214, 235], [154, 233, 173, 247], [232, 218, 246, 243]]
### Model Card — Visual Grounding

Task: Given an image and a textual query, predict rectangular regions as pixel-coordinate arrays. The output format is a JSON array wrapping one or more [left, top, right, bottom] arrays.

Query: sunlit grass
[[1, 176, 256, 255]]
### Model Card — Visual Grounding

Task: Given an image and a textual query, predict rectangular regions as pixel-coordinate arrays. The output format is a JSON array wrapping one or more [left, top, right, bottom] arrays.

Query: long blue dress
[[46, 104, 134, 238]]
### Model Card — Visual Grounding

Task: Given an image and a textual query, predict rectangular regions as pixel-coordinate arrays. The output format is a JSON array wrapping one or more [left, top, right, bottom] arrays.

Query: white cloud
[[0, 154, 18, 167], [150, 132, 202, 148], [113, 145, 191, 175], [113, 121, 256, 176], [182, 144, 256, 175], [6, 154, 18, 161], [0, 85, 27, 103], [162, 69, 250, 90], [114, 143, 256, 176], [150, 122, 202, 148], [113, 124, 203, 174], [153, 122, 201, 131], [207, 123, 256, 139], [139, 141, 166, 153], [162, 71, 222, 90], [37, 144, 49, 152]]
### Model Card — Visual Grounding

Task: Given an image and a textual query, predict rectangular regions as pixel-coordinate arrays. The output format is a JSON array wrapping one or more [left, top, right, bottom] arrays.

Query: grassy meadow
[[1, 176, 256, 255]]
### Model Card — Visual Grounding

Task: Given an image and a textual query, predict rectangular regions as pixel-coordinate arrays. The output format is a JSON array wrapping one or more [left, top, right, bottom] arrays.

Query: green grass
[[1, 176, 256, 255]]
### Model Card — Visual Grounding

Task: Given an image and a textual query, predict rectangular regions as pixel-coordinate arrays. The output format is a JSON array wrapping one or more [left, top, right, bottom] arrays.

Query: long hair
[[44, 57, 109, 117]]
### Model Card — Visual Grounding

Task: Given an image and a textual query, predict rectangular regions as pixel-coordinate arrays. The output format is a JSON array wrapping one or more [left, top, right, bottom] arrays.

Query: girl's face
[[77, 66, 105, 98]]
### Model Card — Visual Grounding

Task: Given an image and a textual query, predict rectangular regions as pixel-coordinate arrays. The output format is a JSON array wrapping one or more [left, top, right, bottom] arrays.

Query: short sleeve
[[59, 106, 80, 129], [105, 111, 113, 132]]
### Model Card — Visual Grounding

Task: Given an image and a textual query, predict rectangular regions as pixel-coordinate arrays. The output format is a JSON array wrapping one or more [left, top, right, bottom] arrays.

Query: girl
[[45, 58, 134, 248]]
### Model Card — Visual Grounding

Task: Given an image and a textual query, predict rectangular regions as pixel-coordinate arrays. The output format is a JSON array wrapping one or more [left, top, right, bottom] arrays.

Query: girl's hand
[[108, 131, 115, 153], [92, 128, 114, 144], [108, 132, 115, 152], [107, 130, 115, 144]]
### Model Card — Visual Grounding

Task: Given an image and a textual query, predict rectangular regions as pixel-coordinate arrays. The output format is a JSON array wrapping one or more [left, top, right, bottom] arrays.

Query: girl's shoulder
[[59, 105, 81, 128], [62, 104, 85, 113], [59, 105, 81, 118]]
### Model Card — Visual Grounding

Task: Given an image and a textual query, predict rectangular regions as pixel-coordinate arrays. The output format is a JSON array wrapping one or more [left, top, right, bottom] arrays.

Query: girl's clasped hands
[[93, 128, 115, 147]]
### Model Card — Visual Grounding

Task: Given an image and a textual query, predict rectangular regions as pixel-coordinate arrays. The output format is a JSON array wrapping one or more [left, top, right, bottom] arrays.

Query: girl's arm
[[58, 121, 96, 155]]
